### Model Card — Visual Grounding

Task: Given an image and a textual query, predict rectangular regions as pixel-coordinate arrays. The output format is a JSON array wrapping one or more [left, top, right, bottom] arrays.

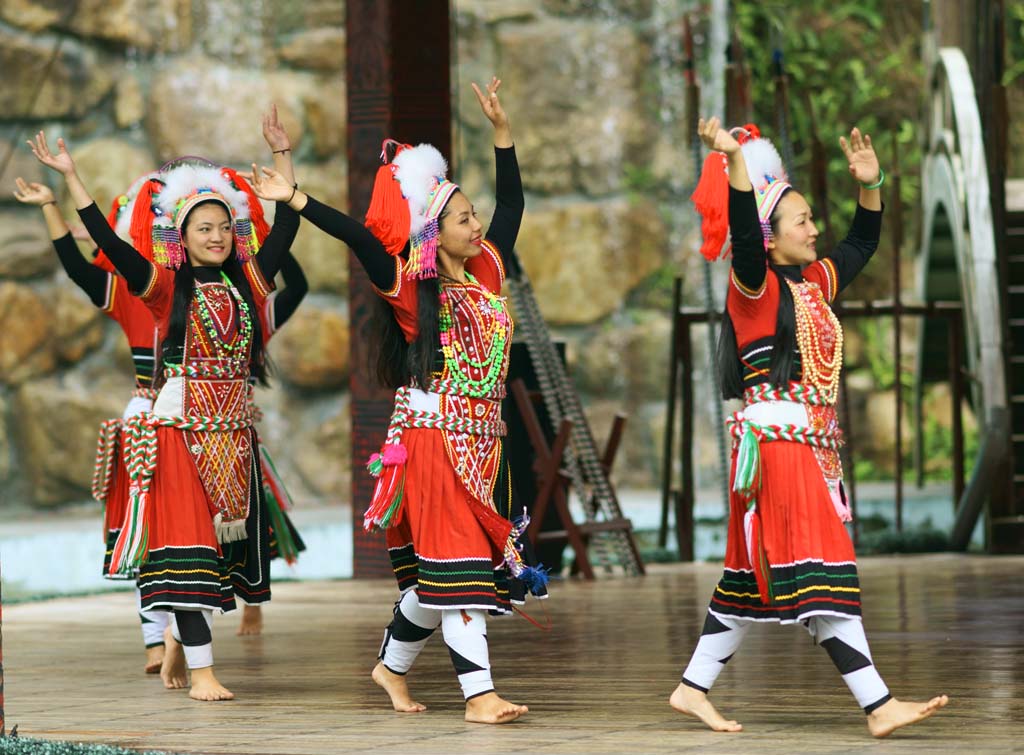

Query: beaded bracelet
[[287, 185, 297, 203], [273, 148, 291, 154], [861, 168, 885, 190]]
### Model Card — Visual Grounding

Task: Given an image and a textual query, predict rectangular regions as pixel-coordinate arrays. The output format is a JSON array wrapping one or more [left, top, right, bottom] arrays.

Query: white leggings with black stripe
[[681, 611, 892, 713], [378, 590, 495, 700]]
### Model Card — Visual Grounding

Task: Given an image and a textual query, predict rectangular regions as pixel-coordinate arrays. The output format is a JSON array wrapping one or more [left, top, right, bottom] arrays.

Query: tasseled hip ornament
[[363, 442, 409, 531], [733, 422, 773, 605], [108, 415, 159, 576], [91, 418, 122, 504], [502, 512, 549, 596]]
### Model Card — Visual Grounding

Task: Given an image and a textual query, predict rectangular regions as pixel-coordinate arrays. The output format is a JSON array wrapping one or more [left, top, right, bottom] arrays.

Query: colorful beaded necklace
[[438, 272, 510, 398], [193, 270, 253, 357]]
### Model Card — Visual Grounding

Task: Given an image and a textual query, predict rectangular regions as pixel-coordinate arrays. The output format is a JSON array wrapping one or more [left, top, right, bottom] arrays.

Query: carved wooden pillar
[[347, 1, 451, 576]]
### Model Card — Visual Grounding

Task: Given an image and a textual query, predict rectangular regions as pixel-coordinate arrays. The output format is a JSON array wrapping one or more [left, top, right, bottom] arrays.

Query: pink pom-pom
[[381, 443, 408, 466]]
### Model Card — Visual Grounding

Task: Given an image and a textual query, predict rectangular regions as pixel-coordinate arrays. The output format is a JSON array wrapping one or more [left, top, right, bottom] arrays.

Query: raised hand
[[13, 177, 55, 206], [262, 104, 292, 153], [839, 127, 881, 186], [697, 116, 741, 155], [248, 164, 295, 202], [27, 131, 77, 176], [472, 77, 509, 132]]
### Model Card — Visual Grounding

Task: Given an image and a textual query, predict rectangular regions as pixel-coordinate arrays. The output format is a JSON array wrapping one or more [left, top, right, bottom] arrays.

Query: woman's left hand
[[472, 77, 509, 132], [13, 177, 56, 206], [840, 127, 881, 186], [248, 164, 295, 202]]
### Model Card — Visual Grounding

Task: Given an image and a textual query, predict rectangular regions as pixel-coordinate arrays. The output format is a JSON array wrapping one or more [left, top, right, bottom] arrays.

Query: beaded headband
[[365, 140, 459, 280], [118, 159, 270, 270]]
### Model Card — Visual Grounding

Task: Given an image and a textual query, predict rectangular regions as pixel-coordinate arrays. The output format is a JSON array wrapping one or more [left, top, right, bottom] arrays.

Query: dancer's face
[[767, 191, 819, 267], [438, 191, 484, 261], [182, 202, 234, 267]]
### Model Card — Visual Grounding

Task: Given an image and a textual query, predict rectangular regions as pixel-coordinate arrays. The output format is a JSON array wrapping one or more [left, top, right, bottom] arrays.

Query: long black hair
[[716, 192, 799, 400], [161, 199, 269, 384], [371, 196, 461, 390]]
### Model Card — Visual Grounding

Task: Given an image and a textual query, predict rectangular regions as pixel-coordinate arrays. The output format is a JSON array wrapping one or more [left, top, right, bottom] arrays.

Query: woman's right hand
[[27, 131, 78, 176], [698, 117, 741, 154], [13, 177, 56, 206], [248, 164, 295, 201]]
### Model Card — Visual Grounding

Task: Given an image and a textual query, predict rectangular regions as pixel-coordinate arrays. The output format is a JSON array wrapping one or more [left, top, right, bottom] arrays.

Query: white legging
[[681, 611, 891, 713], [379, 590, 494, 700], [137, 586, 172, 648], [170, 609, 215, 670]]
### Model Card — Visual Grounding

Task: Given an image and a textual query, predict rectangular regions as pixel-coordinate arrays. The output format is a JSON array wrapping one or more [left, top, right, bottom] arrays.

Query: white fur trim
[[154, 165, 252, 228], [741, 138, 788, 191], [392, 144, 449, 233]]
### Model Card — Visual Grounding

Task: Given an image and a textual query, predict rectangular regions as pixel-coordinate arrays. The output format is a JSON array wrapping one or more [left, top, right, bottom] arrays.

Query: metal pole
[[892, 134, 905, 532], [660, 278, 683, 549]]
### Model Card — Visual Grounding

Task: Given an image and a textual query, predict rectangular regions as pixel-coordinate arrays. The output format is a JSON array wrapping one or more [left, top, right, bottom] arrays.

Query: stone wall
[[0, 0, 938, 512]]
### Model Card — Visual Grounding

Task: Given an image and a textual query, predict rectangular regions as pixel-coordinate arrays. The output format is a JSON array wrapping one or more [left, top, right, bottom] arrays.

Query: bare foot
[[372, 661, 427, 712], [144, 644, 165, 674], [464, 691, 528, 724], [160, 627, 187, 690], [669, 683, 743, 732], [189, 666, 235, 701], [867, 695, 949, 738], [236, 605, 263, 636]]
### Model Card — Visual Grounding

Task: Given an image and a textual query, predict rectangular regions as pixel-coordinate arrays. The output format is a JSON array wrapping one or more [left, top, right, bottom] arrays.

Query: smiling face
[[181, 201, 234, 268], [767, 190, 819, 267], [437, 190, 484, 262]]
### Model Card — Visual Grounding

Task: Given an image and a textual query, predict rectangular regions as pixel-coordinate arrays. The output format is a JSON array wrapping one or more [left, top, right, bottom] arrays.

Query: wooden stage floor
[[3, 554, 1022, 754]]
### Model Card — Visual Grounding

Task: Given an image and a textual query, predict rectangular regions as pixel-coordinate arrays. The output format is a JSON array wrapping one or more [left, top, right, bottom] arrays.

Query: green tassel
[[733, 427, 761, 497], [376, 473, 405, 528], [265, 485, 299, 563], [366, 455, 384, 477]]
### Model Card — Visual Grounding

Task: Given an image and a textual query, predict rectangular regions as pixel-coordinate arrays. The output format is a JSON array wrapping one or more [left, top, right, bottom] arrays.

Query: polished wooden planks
[[4, 554, 1021, 754]]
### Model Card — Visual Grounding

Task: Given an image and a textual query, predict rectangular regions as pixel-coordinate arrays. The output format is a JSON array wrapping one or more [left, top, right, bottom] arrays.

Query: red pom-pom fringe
[[690, 151, 731, 261]]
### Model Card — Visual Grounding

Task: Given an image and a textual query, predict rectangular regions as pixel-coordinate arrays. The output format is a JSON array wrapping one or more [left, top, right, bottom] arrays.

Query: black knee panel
[[175, 610, 212, 647], [820, 637, 872, 675], [390, 607, 437, 643]]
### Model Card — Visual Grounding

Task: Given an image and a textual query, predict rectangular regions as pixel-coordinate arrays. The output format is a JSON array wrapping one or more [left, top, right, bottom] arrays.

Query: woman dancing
[[248, 77, 545, 723], [30, 130, 299, 701], [669, 117, 948, 737]]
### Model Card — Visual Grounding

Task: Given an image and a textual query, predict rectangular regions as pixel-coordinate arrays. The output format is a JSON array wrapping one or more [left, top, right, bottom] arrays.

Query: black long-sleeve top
[[76, 200, 301, 295], [52, 233, 108, 307], [272, 250, 308, 329], [298, 145, 525, 289]]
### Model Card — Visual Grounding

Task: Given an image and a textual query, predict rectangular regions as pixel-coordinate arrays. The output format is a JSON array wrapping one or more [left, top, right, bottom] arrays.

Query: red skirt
[[134, 427, 271, 612], [709, 440, 861, 624], [385, 427, 517, 613]]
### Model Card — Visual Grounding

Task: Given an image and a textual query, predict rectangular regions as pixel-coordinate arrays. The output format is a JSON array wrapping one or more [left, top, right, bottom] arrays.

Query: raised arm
[[697, 117, 765, 292], [27, 132, 153, 292], [823, 127, 884, 294], [248, 165, 396, 291], [474, 78, 523, 261], [272, 250, 308, 329], [14, 177, 109, 306]]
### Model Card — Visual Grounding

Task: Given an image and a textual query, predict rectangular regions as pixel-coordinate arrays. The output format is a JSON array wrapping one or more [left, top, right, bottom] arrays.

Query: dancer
[[669, 117, 948, 736], [248, 77, 545, 724], [29, 131, 299, 701], [13, 176, 170, 674]]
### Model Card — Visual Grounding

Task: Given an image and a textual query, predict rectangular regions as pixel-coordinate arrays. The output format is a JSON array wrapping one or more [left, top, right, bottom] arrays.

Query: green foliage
[[1004, 2, 1024, 85], [856, 524, 950, 554]]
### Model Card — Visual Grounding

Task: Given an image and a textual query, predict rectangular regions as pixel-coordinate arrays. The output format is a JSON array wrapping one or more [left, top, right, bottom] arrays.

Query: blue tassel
[[519, 564, 550, 595]]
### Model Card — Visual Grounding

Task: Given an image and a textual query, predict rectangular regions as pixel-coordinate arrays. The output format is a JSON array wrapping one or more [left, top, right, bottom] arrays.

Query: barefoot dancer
[[249, 78, 546, 724], [30, 132, 299, 702], [13, 176, 170, 674], [669, 118, 948, 737]]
